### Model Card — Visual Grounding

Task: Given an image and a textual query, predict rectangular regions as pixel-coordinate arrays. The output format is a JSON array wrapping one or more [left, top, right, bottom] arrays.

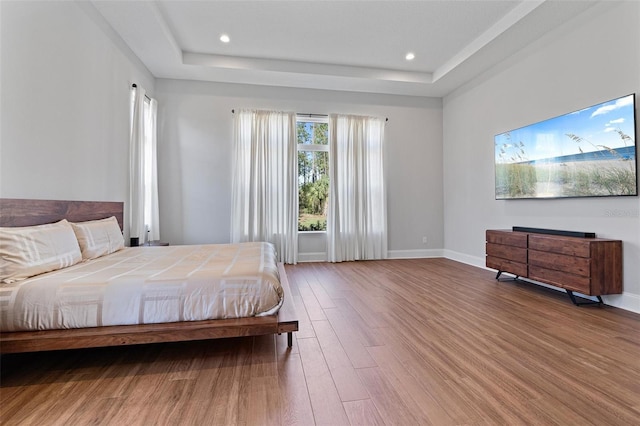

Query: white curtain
[[129, 85, 160, 245], [145, 98, 160, 241], [230, 110, 298, 264], [327, 114, 387, 262]]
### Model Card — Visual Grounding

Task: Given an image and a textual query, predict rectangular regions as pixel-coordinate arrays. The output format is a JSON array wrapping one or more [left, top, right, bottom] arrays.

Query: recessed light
[[220, 34, 230, 43], [405, 52, 415, 61]]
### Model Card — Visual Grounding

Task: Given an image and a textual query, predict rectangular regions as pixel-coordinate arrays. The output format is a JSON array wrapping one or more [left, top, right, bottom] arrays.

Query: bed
[[0, 198, 298, 354]]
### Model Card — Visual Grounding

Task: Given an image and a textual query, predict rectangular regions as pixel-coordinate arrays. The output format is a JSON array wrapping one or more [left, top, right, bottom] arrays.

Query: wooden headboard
[[0, 199, 124, 230]]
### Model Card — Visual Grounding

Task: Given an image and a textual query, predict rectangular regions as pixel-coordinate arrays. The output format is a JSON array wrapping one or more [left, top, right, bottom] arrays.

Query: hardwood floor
[[2, 258, 639, 425]]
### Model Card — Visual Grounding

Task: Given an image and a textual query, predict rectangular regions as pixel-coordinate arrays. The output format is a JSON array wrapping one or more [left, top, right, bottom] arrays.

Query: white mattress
[[0, 242, 283, 332]]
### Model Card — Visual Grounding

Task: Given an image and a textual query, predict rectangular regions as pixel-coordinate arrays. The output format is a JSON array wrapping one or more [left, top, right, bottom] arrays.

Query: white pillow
[[71, 216, 125, 260], [0, 219, 82, 283]]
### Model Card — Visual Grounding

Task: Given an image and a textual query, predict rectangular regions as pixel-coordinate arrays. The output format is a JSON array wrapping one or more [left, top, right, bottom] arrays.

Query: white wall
[[0, 1, 154, 240], [156, 79, 443, 259], [443, 2, 640, 312]]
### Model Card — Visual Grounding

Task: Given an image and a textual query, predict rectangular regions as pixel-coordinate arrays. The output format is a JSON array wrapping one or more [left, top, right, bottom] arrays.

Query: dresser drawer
[[486, 256, 528, 277], [528, 249, 590, 277], [529, 235, 591, 258], [529, 266, 591, 294], [486, 230, 528, 248], [486, 243, 527, 263]]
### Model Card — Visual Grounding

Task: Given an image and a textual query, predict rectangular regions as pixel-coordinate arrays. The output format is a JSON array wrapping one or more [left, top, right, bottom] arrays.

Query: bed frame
[[0, 198, 298, 354]]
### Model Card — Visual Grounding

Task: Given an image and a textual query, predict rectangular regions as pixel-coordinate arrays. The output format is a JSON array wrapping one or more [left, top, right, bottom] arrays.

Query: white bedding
[[0, 242, 283, 332]]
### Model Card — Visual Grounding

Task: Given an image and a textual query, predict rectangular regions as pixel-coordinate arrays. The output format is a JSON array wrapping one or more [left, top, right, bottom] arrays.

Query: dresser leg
[[495, 271, 520, 282], [566, 290, 603, 306]]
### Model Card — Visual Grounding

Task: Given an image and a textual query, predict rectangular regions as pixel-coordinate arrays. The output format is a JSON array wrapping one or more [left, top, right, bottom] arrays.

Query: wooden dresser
[[486, 229, 622, 305]]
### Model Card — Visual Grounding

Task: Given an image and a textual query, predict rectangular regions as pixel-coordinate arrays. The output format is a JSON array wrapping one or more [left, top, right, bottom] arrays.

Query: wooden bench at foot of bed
[[0, 198, 298, 354]]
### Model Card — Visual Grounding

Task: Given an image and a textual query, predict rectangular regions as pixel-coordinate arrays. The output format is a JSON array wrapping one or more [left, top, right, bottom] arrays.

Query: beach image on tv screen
[[495, 94, 637, 199]]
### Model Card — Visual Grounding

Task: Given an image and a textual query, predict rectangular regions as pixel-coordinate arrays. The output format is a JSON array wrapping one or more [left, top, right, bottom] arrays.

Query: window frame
[[296, 115, 329, 233]]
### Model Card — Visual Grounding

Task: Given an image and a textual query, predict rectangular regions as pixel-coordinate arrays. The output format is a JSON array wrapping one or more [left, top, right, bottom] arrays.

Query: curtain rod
[[131, 84, 151, 101], [296, 113, 328, 118], [231, 109, 388, 122], [297, 113, 388, 122]]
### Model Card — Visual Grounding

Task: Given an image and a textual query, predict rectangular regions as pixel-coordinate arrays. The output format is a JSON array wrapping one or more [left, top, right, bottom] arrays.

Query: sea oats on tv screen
[[494, 94, 637, 199]]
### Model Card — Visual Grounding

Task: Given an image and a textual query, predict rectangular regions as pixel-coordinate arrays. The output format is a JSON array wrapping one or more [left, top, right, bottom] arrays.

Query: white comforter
[[0, 242, 283, 332]]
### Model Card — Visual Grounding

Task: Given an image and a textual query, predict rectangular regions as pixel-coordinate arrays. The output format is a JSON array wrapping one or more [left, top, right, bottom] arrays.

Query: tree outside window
[[297, 119, 329, 231]]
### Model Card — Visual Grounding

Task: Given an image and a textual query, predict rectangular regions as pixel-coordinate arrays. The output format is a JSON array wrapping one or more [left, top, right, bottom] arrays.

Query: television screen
[[495, 94, 637, 199]]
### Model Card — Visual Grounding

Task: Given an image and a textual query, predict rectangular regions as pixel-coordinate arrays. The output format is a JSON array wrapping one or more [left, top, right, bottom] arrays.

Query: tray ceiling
[[92, 0, 597, 97]]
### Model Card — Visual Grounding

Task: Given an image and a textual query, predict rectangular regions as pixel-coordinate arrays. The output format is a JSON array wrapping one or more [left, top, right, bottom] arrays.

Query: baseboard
[[599, 292, 640, 314], [297, 252, 327, 263], [387, 249, 444, 259], [298, 249, 445, 262], [443, 249, 640, 314], [441, 249, 486, 269]]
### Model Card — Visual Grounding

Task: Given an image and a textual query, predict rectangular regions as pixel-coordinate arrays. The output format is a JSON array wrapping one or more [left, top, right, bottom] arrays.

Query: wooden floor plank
[[2, 258, 639, 425], [322, 307, 377, 369], [298, 286, 327, 321], [311, 319, 370, 402], [276, 350, 315, 425], [342, 399, 386, 426], [356, 366, 429, 425], [332, 298, 388, 347], [245, 376, 281, 426], [306, 264, 338, 309], [366, 345, 456, 425], [310, 262, 351, 299], [292, 295, 316, 339], [296, 337, 350, 425], [250, 334, 278, 378]]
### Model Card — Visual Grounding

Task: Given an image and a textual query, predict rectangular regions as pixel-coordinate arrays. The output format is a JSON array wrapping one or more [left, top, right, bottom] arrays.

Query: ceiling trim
[[433, 0, 545, 82], [183, 52, 432, 84], [148, 0, 181, 62]]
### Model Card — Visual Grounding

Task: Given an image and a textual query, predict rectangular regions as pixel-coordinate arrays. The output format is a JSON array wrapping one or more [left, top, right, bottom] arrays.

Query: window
[[297, 116, 329, 231]]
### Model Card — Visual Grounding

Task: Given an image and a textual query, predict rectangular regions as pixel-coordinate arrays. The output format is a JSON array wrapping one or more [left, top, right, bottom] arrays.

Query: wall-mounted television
[[494, 94, 637, 199]]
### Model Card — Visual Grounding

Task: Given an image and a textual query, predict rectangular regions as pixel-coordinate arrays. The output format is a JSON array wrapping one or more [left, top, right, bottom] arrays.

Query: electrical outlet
[[422, 236, 427, 244]]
